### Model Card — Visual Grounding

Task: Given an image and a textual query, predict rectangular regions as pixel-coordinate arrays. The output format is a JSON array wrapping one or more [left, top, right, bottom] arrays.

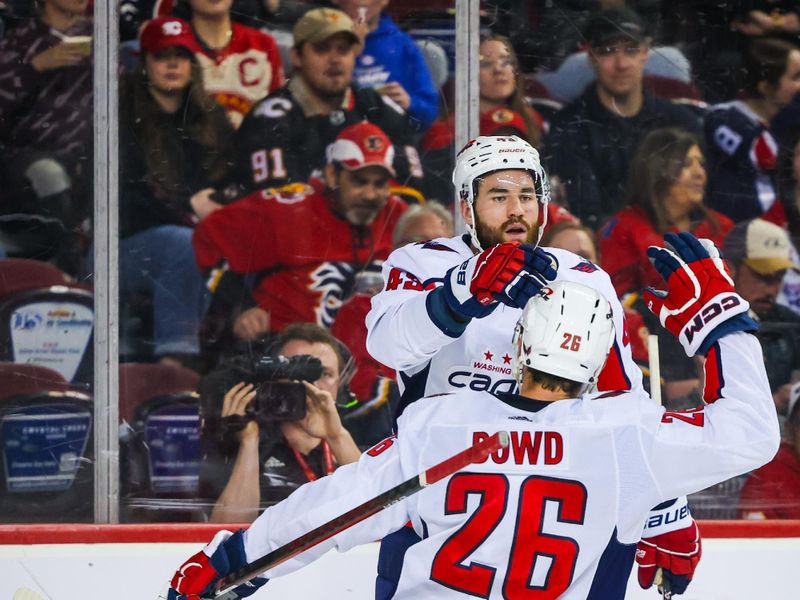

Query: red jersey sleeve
[[192, 193, 278, 273]]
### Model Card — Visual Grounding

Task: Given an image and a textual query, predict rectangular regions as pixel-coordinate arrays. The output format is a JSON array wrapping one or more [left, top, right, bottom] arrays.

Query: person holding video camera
[[199, 322, 360, 523]]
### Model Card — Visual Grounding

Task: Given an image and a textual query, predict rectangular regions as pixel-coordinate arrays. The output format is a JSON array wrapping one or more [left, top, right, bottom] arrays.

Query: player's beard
[[474, 214, 540, 247]]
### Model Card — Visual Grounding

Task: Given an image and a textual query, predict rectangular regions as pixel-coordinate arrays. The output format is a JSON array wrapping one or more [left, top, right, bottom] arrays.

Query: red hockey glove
[[440, 242, 556, 319], [636, 518, 702, 597], [167, 529, 267, 600], [643, 232, 757, 356]]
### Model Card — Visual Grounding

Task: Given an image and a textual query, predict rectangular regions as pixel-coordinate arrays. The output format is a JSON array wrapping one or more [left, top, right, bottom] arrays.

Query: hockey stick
[[212, 431, 510, 598], [647, 334, 672, 600], [648, 334, 662, 406]]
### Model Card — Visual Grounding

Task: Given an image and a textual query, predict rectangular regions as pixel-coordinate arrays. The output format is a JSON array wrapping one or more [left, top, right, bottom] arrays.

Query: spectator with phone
[[199, 322, 360, 523]]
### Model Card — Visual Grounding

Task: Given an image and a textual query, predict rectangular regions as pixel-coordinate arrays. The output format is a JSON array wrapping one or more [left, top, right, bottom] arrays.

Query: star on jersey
[[484, 350, 494, 361], [502, 354, 512, 364]]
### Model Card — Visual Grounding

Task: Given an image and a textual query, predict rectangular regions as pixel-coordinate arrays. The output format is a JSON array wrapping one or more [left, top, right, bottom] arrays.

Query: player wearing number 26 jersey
[[167, 258, 779, 600], [365, 136, 691, 598]]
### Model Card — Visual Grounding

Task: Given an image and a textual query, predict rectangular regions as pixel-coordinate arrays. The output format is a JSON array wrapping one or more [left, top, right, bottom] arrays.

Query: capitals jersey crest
[[571, 260, 599, 274]]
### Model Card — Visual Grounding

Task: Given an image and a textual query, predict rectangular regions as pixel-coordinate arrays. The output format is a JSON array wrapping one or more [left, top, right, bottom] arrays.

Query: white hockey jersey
[[242, 333, 778, 599], [365, 235, 643, 410]]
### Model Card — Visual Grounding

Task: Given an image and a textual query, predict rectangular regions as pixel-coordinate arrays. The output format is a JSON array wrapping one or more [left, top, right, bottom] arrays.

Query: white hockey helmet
[[453, 135, 551, 251], [513, 280, 615, 393]]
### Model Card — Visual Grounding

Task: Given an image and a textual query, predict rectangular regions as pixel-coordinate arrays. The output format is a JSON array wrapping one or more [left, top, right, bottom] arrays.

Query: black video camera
[[212, 354, 322, 423]]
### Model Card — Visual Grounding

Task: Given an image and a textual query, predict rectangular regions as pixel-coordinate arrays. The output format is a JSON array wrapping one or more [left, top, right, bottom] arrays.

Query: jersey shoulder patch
[[571, 259, 599, 273], [259, 182, 315, 204]]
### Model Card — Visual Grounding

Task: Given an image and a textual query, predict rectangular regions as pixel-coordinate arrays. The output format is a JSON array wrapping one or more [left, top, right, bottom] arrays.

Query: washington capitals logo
[[420, 241, 457, 252], [571, 260, 598, 274]]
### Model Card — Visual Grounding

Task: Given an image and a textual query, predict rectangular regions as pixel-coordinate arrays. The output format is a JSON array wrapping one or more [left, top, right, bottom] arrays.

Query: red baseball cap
[[480, 107, 528, 137], [326, 122, 396, 176], [139, 17, 201, 55]]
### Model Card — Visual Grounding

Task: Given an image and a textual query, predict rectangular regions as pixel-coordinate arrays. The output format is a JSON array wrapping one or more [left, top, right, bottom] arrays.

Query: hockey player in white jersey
[[364, 135, 692, 597], [166, 235, 779, 599]]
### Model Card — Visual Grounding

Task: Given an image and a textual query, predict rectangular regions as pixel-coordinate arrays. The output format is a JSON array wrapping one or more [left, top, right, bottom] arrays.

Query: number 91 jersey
[[233, 81, 423, 194], [365, 235, 642, 414]]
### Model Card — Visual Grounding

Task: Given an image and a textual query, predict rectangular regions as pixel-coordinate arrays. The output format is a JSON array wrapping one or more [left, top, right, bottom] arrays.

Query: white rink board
[[1, 537, 797, 599]]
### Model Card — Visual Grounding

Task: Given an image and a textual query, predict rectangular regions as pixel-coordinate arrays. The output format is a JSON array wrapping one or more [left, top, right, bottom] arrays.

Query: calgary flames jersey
[[193, 185, 407, 331], [194, 22, 283, 128]]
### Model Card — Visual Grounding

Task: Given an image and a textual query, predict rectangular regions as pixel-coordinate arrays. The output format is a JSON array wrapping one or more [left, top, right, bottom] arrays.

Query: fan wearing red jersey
[[193, 121, 407, 352], [153, 0, 284, 128]]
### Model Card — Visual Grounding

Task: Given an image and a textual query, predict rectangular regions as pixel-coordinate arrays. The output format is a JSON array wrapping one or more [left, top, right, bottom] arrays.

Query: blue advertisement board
[[2, 404, 91, 492]]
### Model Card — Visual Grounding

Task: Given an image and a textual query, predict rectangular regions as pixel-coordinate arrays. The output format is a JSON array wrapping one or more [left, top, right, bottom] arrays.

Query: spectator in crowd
[[0, 0, 93, 272], [545, 6, 700, 229], [540, 221, 599, 263], [120, 16, 234, 366], [740, 382, 800, 520], [152, 0, 284, 128], [521, 0, 666, 73], [330, 203, 455, 447], [536, 44, 695, 106], [775, 126, 800, 315], [777, 126, 800, 245], [705, 37, 800, 224], [421, 34, 543, 205], [332, 0, 438, 132], [599, 128, 732, 406], [599, 128, 733, 297], [724, 218, 800, 396], [725, 218, 800, 323], [194, 121, 408, 364], [230, 7, 422, 196], [391, 202, 453, 249], [199, 322, 361, 522]]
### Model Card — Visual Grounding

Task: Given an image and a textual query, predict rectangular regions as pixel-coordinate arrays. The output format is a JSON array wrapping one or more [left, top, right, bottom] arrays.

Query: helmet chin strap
[[467, 205, 484, 252]]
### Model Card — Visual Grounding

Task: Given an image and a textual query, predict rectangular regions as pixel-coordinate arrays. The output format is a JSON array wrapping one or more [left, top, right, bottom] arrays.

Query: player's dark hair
[[122, 54, 234, 198], [626, 128, 721, 236], [524, 367, 583, 397], [743, 37, 799, 98]]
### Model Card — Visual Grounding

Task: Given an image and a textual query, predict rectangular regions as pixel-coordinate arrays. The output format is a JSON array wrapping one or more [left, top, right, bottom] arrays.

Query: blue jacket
[[354, 14, 439, 132]]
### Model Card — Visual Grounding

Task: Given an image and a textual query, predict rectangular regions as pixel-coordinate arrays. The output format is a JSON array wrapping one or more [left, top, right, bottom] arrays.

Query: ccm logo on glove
[[683, 295, 742, 345]]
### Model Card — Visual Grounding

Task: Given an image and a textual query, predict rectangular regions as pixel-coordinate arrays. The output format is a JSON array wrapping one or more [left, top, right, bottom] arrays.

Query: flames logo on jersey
[[571, 260, 598, 273], [308, 261, 356, 327]]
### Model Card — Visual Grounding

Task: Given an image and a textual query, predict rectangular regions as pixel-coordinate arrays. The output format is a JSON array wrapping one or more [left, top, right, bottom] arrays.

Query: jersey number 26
[[431, 473, 587, 598]]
